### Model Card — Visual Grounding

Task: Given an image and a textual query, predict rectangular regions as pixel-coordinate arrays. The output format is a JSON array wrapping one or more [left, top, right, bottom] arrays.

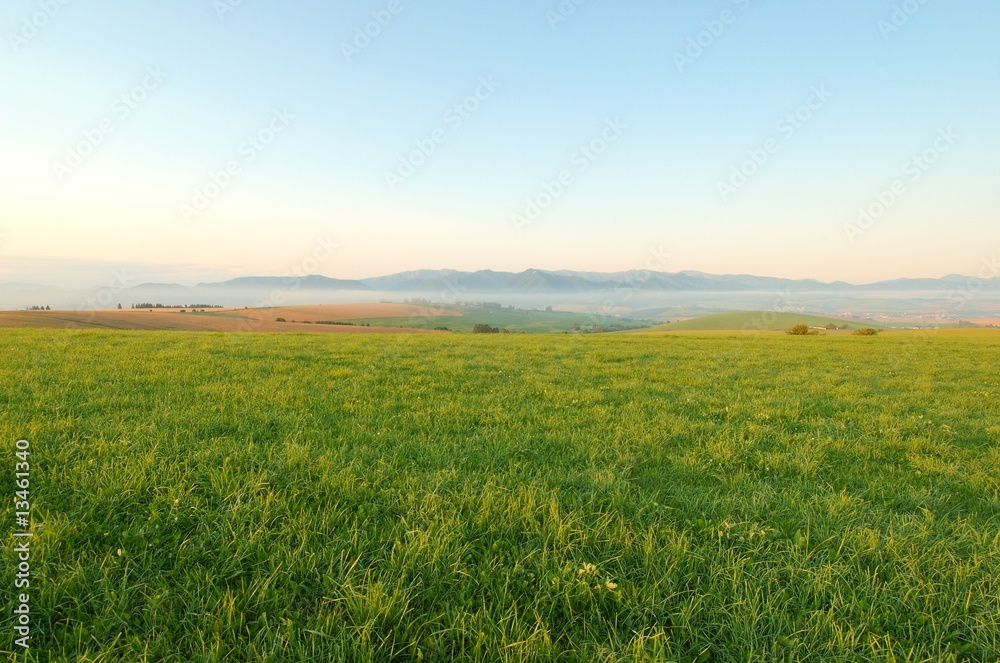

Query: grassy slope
[[352, 305, 644, 334], [643, 311, 882, 332], [1, 330, 998, 661], [0, 305, 649, 335]]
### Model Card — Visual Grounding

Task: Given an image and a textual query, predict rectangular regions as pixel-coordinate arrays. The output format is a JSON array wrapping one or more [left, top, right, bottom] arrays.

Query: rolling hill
[[640, 311, 883, 332]]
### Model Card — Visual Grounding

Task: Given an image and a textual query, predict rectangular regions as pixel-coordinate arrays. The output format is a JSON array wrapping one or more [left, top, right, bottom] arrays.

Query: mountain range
[[3, 269, 998, 313], [190, 268, 997, 293]]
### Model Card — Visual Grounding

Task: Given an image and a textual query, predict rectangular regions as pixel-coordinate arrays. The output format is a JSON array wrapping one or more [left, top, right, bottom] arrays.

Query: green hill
[[642, 310, 881, 332], [352, 304, 650, 334]]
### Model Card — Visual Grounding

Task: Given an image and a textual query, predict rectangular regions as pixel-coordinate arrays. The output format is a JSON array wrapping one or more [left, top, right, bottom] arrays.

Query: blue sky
[[1, 0, 998, 286]]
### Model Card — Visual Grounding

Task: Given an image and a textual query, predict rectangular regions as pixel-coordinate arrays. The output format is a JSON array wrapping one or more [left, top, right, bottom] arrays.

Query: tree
[[852, 328, 880, 336], [117, 303, 122, 310], [472, 324, 499, 334]]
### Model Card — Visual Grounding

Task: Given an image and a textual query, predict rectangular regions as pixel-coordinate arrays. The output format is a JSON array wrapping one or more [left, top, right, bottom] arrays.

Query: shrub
[[786, 324, 818, 336], [852, 328, 880, 336], [472, 324, 500, 334], [275, 317, 286, 322]]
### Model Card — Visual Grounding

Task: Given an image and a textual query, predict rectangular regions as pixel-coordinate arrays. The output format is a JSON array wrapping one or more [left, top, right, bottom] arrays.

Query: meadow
[[1, 329, 998, 661], [0, 303, 647, 336], [641, 312, 882, 333], [346, 304, 646, 334]]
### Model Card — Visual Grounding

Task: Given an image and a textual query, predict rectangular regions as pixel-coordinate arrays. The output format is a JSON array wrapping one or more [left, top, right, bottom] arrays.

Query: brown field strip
[[0, 304, 453, 334]]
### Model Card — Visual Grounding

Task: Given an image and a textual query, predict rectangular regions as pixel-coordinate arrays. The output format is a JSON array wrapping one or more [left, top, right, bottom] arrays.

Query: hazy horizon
[[4, 255, 1000, 292]]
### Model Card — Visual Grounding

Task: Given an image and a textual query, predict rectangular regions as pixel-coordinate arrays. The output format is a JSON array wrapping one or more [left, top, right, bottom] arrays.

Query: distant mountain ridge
[[4, 269, 998, 312], [188, 269, 999, 293], [7, 270, 997, 298]]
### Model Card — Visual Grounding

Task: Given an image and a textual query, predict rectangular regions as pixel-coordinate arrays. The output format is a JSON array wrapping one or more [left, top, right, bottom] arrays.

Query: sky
[[1, 0, 998, 287]]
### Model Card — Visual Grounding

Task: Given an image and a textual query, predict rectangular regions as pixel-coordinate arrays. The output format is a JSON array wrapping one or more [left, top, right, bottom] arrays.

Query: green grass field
[[352, 304, 648, 334], [642, 311, 882, 333], [2, 329, 998, 661]]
